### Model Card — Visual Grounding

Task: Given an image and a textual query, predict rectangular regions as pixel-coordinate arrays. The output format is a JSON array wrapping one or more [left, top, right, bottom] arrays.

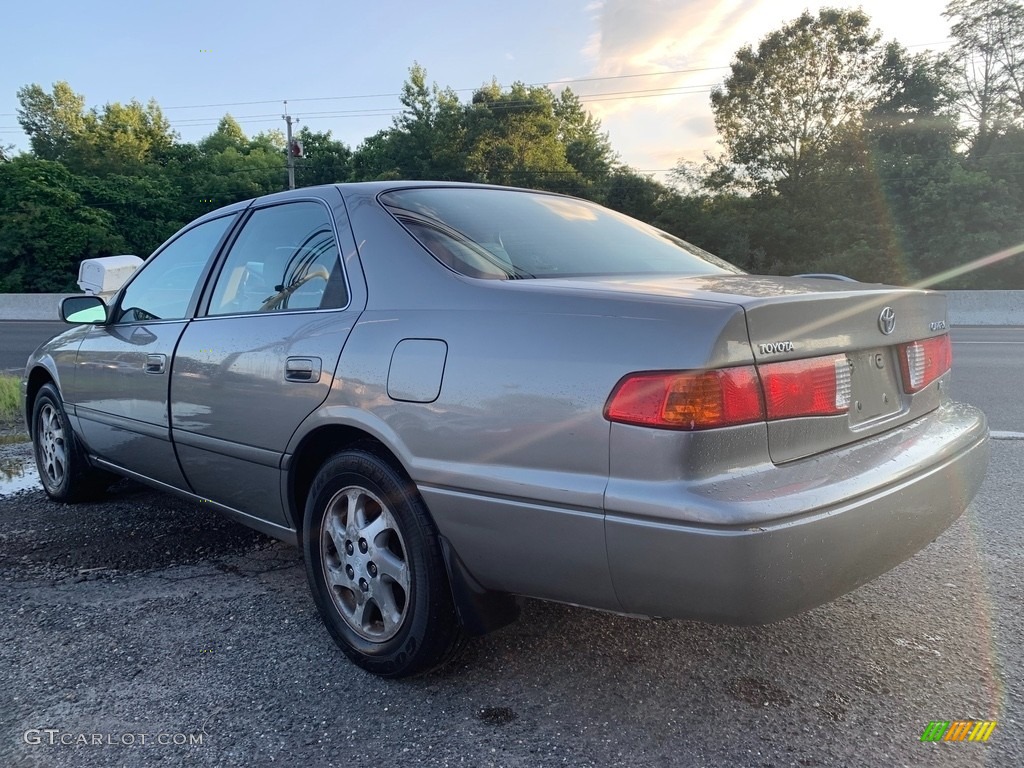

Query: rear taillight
[[760, 354, 851, 419], [898, 335, 952, 393], [605, 354, 853, 430], [604, 367, 765, 430]]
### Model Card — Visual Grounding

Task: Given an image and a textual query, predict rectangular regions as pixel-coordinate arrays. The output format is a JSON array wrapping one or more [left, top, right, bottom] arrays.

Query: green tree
[[75, 173, 189, 258], [76, 98, 177, 173], [17, 83, 177, 174], [554, 89, 617, 193], [247, 129, 286, 156], [0, 157, 125, 292], [199, 115, 249, 155], [202, 146, 284, 204], [602, 170, 673, 222], [351, 64, 468, 181], [710, 8, 883, 195], [15, 82, 88, 162], [350, 129, 404, 180], [293, 127, 353, 186], [464, 81, 576, 189], [944, 0, 1024, 155]]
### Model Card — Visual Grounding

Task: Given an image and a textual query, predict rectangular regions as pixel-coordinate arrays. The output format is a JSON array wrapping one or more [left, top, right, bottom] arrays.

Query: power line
[[0, 37, 955, 121], [150, 41, 951, 113], [0, 38, 965, 149], [0, 88, 723, 133], [153, 66, 734, 112]]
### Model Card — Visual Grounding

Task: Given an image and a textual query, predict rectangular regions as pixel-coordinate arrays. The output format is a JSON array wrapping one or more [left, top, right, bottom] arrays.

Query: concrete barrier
[[944, 291, 1024, 327], [0, 294, 76, 321], [1, 290, 1021, 325]]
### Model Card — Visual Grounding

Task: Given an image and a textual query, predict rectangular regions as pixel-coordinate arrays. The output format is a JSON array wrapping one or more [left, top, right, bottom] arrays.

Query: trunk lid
[[528, 274, 950, 462], [733, 278, 948, 462]]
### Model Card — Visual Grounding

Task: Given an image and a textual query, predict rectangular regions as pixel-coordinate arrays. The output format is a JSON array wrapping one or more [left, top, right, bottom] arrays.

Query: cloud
[[560, 0, 770, 173], [568, 0, 955, 177], [592, 0, 748, 65], [578, 0, 762, 97]]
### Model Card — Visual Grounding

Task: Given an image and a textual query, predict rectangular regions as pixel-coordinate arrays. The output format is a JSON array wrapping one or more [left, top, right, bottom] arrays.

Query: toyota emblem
[[878, 306, 896, 335]]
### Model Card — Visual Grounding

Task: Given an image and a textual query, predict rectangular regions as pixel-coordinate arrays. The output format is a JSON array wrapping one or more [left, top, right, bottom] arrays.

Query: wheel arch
[[285, 423, 404, 536], [285, 420, 519, 636], [24, 365, 58, 431]]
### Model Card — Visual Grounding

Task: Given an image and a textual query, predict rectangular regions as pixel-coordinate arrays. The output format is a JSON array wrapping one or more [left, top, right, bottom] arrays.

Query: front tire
[[303, 448, 464, 677], [31, 383, 114, 502]]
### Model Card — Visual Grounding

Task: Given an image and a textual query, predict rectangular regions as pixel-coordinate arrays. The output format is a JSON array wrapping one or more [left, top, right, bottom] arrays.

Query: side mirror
[[61, 296, 107, 324]]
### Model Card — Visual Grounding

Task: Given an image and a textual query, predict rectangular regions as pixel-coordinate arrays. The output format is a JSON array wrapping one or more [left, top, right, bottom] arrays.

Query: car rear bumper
[[604, 402, 989, 623]]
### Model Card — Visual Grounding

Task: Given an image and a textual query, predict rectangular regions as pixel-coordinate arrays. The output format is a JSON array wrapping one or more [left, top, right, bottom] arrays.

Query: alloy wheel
[[37, 403, 67, 489], [319, 485, 411, 642]]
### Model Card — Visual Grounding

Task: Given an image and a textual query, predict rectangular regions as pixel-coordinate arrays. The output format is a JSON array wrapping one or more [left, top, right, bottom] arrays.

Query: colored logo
[[920, 720, 996, 742]]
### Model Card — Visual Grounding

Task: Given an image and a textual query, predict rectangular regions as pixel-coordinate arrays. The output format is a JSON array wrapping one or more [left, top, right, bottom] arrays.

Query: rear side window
[[207, 201, 347, 316], [379, 187, 743, 279]]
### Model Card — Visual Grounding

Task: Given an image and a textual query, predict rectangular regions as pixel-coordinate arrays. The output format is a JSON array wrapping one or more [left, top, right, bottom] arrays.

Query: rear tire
[[303, 448, 465, 677], [31, 383, 115, 502]]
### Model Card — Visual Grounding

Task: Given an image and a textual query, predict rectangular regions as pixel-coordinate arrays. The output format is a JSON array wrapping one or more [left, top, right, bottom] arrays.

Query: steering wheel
[[120, 307, 160, 322]]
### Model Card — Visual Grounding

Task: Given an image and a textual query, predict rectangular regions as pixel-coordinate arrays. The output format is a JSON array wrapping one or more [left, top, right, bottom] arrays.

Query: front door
[[69, 214, 237, 488]]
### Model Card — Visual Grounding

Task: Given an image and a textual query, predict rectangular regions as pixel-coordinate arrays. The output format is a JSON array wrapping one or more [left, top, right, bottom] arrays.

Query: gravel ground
[[0, 431, 1020, 768]]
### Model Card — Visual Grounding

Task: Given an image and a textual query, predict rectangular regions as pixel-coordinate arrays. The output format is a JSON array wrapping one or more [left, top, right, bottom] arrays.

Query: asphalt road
[[0, 321, 66, 373], [0, 322, 1021, 767], [948, 327, 1024, 434]]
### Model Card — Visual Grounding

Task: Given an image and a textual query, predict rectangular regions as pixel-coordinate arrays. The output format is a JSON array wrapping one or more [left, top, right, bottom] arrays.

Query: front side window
[[116, 215, 235, 323], [380, 187, 743, 280], [207, 202, 346, 316]]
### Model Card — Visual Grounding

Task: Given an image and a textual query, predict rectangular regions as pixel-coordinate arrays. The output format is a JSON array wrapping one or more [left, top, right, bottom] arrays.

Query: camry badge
[[878, 306, 896, 335]]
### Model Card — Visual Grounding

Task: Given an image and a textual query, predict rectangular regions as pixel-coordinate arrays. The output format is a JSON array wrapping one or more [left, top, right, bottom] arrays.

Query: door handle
[[285, 356, 322, 383], [145, 353, 167, 374]]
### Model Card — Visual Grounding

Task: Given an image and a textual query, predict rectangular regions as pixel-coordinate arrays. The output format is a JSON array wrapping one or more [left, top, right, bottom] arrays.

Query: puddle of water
[[0, 457, 40, 496]]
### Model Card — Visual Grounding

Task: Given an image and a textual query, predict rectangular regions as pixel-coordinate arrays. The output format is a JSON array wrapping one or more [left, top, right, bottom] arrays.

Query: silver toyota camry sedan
[[21, 181, 989, 677]]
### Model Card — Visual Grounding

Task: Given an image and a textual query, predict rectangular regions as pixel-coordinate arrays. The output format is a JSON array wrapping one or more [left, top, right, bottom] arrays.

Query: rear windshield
[[379, 187, 743, 280]]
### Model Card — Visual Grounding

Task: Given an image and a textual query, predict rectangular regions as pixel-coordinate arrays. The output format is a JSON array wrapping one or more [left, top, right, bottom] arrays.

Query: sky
[[0, 0, 954, 179]]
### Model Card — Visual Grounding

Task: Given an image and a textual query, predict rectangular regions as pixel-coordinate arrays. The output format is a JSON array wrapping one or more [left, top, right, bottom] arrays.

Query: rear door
[[69, 214, 238, 487], [170, 193, 365, 528]]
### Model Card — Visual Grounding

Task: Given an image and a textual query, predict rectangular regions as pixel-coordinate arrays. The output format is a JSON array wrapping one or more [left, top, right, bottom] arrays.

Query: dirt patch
[[0, 480, 271, 580]]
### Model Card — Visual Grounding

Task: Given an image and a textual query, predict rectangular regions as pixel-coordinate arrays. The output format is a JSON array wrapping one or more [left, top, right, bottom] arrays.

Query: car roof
[[193, 180, 562, 225]]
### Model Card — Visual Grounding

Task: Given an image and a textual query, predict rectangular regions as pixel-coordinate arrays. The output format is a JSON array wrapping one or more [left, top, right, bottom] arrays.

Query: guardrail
[[1, 290, 1021, 325]]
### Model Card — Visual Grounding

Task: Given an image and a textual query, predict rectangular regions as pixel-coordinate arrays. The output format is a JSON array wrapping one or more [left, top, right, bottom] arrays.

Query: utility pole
[[282, 101, 300, 190]]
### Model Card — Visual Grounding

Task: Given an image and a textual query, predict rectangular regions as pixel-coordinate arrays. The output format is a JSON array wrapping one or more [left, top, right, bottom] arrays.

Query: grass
[[0, 374, 21, 422]]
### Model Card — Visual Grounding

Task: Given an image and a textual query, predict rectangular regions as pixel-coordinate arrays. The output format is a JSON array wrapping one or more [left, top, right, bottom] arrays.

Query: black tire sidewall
[[303, 450, 455, 677]]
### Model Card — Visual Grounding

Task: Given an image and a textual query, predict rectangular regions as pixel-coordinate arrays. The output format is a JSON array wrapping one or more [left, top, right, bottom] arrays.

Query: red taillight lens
[[898, 335, 952, 393], [604, 367, 765, 430], [759, 354, 851, 419]]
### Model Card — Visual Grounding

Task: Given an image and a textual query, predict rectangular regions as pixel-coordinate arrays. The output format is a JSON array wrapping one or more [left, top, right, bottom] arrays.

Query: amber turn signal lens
[[604, 367, 765, 430]]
